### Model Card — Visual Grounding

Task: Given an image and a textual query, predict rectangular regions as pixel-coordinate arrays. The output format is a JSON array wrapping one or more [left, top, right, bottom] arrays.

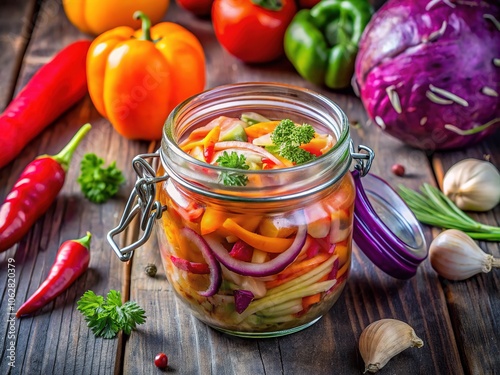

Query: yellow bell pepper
[[62, 0, 169, 36]]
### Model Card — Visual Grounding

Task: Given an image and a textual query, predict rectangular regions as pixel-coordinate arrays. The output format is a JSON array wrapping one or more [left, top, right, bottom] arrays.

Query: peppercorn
[[145, 263, 158, 277]]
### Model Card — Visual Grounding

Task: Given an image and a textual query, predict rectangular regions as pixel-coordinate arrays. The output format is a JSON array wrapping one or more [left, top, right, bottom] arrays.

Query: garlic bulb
[[359, 319, 424, 373], [429, 229, 500, 281], [442, 158, 500, 212]]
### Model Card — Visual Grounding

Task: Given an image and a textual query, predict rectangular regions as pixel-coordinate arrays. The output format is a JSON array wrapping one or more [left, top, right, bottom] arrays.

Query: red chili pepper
[[16, 232, 92, 317], [0, 40, 91, 169], [0, 124, 91, 253]]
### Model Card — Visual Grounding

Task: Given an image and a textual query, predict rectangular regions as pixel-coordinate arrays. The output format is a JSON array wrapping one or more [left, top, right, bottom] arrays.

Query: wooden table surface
[[1, 1, 499, 374]]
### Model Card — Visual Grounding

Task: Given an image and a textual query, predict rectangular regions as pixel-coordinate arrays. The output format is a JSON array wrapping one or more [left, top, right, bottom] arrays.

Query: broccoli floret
[[270, 119, 316, 164]]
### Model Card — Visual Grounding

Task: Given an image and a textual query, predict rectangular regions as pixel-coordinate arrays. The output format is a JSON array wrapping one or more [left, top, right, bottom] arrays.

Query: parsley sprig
[[77, 153, 125, 203], [270, 119, 316, 164], [77, 290, 146, 339], [216, 151, 249, 186]]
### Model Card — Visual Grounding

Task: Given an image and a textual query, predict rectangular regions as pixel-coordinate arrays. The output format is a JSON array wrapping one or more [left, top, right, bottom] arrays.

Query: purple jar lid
[[352, 170, 428, 279]]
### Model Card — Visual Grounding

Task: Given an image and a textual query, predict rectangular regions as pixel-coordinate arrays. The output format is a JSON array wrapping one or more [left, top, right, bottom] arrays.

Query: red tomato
[[212, 0, 297, 63], [176, 0, 214, 16]]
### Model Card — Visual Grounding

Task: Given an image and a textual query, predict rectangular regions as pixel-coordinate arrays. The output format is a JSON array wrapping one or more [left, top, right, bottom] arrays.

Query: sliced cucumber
[[220, 124, 248, 142]]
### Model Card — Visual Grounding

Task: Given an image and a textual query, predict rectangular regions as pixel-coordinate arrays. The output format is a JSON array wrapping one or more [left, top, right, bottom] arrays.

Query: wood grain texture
[[431, 132, 500, 375], [0, 1, 146, 374], [122, 3, 476, 375], [0, 0, 37, 109]]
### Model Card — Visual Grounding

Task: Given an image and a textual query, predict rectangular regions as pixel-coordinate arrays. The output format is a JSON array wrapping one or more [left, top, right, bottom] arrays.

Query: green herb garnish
[[216, 151, 249, 187], [399, 183, 500, 241], [77, 153, 125, 203], [270, 119, 316, 164], [77, 290, 146, 339]]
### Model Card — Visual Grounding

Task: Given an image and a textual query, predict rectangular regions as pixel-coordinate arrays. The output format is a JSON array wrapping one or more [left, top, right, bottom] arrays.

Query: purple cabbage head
[[354, 0, 500, 150]]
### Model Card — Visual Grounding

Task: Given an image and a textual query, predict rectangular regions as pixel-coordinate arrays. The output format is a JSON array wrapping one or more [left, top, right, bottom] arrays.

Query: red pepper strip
[[229, 240, 254, 262], [261, 157, 277, 170], [16, 232, 92, 317], [0, 40, 91, 169], [0, 124, 91, 252], [170, 255, 210, 274], [202, 126, 220, 163]]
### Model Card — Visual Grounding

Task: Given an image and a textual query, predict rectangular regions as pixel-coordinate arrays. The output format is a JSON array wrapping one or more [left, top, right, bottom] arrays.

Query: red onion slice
[[180, 227, 222, 297], [234, 290, 255, 314], [204, 225, 307, 277], [214, 141, 284, 166]]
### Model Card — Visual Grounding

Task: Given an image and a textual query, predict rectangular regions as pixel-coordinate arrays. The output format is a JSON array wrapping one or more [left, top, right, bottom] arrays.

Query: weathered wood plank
[[0, 0, 37, 109], [431, 133, 500, 375], [0, 0, 147, 374]]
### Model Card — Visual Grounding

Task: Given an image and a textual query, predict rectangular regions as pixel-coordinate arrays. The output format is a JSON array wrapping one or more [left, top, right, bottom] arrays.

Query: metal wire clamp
[[107, 152, 168, 262], [351, 143, 374, 177]]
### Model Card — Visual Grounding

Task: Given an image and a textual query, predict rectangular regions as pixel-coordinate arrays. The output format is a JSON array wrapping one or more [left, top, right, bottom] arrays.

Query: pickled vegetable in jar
[[155, 83, 369, 337], [156, 163, 354, 336], [109, 83, 396, 338]]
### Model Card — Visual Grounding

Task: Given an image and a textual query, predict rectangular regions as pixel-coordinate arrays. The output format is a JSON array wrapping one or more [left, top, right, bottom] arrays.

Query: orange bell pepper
[[62, 0, 169, 36], [86, 12, 206, 140]]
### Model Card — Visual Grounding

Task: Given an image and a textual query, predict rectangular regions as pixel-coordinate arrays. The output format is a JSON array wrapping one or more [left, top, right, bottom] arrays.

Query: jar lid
[[352, 170, 428, 279]]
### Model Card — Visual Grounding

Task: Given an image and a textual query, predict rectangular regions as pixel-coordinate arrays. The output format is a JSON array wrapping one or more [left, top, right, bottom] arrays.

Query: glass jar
[[108, 83, 426, 338]]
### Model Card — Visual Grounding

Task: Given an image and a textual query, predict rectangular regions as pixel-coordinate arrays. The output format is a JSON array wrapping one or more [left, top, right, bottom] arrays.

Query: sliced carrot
[[265, 264, 316, 289], [222, 218, 294, 253], [301, 293, 321, 311], [278, 253, 330, 279], [300, 138, 326, 156], [300, 134, 334, 156], [244, 120, 280, 138], [265, 253, 335, 289], [201, 209, 261, 236]]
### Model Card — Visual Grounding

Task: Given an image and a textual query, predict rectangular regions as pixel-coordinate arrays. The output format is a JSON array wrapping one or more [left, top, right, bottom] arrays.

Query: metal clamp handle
[[107, 152, 168, 262], [350, 142, 375, 177]]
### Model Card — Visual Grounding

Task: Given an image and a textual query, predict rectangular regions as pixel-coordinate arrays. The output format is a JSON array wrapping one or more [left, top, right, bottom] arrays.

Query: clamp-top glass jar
[[109, 83, 377, 338]]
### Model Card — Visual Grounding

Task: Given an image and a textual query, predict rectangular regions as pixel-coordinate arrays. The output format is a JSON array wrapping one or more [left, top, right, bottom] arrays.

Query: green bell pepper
[[284, 0, 372, 89]]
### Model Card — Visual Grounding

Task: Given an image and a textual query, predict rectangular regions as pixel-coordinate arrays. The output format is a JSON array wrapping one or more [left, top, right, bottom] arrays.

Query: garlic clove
[[359, 318, 424, 373], [442, 158, 500, 212], [429, 229, 497, 281]]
